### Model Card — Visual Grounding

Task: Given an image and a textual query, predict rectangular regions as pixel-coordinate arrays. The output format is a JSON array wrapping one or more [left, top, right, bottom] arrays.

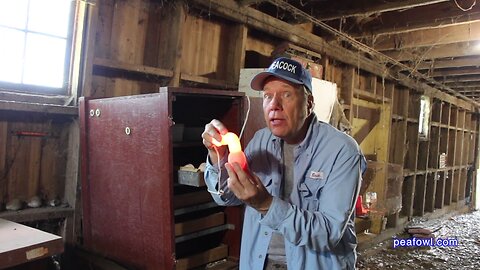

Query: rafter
[[353, 3, 480, 37], [437, 75, 480, 83], [431, 67, 480, 77], [384, 41, 480, 61], [315, 0, 449, 21], [400, 56, 480, 71], [447, 82, 480, 88], [373, 21, 480, 51]]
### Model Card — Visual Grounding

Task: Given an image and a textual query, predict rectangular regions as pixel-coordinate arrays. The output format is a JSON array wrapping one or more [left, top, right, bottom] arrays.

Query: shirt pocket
[[298, 176, 327, 211]]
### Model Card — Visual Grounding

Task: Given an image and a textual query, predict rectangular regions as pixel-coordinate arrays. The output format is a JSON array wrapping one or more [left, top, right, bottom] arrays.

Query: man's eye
[[263, 93, 272, 99], [283, 92, 292, 99]]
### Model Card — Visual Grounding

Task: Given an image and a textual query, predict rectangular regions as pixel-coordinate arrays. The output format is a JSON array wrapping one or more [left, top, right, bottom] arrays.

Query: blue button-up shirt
[[205, 116, 366, 270]]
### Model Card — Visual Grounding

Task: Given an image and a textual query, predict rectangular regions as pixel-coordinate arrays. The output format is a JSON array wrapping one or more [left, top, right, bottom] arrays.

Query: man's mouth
[[270, 118, 285, 126]]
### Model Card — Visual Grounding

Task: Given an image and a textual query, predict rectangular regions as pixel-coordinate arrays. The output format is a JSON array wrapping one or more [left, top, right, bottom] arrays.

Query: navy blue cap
[[250, 57, 312, 92]]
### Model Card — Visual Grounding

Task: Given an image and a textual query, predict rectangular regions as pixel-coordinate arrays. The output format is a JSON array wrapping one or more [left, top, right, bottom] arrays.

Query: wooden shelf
[[93, 57, 174, 78], [0, 207, 74, 223], [176, 244, 229, 270], [0, 100, 77, 116], [391, 114, 405, 121], [180, 73, 237, 89], [175, 212, 225, 237], [353, 89, 391, 103], [407, 118, 419, 123]]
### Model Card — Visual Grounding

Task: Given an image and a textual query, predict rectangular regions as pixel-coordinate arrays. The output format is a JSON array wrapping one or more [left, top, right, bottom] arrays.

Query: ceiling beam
[[431, 67, 480, 77], [237, 0, 264, 6], [446, 81, 480, 88], [460, 90, 480, 93], [353, 2, 480, 37], [316, 0, 449, 21], [437, 75, 480, 83], [400, 56, 480, 71], [384, 41, 480, 61], [373, 21, 480, 51]]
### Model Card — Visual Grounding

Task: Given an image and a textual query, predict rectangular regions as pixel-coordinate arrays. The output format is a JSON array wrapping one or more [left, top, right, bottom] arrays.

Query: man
[[202, 57, 366, 269]]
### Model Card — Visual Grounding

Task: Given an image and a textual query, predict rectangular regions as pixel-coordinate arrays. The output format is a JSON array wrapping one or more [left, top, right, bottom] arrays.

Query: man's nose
[[268, 94, 282, 110]]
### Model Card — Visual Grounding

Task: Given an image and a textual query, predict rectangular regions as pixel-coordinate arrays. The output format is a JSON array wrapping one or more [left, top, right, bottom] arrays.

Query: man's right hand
[[202, 119, 228, 164]]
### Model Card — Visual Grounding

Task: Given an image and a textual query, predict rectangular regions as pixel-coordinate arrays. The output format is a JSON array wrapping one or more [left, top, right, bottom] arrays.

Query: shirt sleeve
[[204, 154, 243, 206], [259, 150, 363, 252]]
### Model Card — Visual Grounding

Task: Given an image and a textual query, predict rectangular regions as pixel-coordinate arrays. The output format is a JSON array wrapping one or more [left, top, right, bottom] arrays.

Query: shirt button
[[264, 231, 268, 236], [259, 255, 263, 259]]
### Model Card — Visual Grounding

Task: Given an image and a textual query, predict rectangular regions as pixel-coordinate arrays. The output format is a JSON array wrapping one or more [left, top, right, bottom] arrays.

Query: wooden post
[[226, 24, 248, 86]]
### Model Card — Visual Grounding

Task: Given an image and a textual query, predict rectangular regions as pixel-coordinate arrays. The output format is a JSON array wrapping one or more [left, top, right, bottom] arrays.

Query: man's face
[[262, 76, 312, 144]]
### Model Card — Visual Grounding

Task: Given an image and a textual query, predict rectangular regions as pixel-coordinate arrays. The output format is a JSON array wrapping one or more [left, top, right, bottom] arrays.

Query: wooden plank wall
[[0, 114, 69, 208], [89, 0, 250, 99], [321, 52, 477, 231]]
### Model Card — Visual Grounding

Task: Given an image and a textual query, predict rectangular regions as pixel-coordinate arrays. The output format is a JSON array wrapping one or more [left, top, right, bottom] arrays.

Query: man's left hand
[[225, 162, 273, 214]]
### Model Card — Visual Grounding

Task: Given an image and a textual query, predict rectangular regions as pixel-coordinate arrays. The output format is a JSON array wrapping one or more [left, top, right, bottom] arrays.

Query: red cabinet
[[80, 87, 244, 269]]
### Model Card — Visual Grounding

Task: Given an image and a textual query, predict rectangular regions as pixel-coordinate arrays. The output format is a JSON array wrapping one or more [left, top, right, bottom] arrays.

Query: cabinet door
[[80, 93, 175, 269]]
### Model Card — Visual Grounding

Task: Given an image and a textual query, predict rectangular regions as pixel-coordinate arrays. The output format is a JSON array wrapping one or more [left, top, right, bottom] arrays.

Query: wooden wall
[[0, 113, 70, 208]]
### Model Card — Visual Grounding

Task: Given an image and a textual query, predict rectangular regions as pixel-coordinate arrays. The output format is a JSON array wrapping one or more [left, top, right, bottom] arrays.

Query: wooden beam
[[400, 56, 480, 71], [354, 3, 480, 37], [168, 3, 186, 87], [192, 0, 478, 110], [227, 24, 248, 83], [447, 82, 480, 88], [384, 41, 480, 61], [459, 90, 480, 94], [437, 75, 480, 83], [315, 0, 449, 21], [431, 67, 480, 77], [373, 21, 480, 51]]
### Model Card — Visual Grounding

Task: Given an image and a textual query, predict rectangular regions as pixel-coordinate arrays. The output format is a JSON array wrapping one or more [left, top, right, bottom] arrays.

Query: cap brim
[[250, 71, 304, 91]]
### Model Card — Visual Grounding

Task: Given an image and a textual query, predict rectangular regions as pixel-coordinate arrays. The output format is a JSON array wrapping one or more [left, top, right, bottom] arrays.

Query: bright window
[[418, 95, 431, 139], [0, 0, 73, 93]]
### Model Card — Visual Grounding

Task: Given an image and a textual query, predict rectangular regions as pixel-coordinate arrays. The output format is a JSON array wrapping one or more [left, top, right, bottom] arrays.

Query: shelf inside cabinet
[[176, 244, 229, 270], [175, 212, 225, 237]]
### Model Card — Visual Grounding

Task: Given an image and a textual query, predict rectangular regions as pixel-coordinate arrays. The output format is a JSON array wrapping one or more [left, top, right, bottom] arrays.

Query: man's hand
[[202, 119, 228, 164], [225, 162, 273, 214]]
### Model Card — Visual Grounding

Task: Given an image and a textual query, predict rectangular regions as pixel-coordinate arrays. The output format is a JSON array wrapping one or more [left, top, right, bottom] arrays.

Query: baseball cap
[[250, 57, 312, 92]]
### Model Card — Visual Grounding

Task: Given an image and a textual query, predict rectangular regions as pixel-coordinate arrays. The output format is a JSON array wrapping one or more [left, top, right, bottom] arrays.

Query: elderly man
[[202, 57, 366, 269]]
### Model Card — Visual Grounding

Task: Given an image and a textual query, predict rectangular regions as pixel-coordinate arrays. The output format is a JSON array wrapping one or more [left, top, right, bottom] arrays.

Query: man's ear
[[307, 94, 314, 115]]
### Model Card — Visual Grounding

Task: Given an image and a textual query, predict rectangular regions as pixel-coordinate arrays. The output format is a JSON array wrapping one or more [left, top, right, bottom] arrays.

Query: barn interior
[[1, 0, 480, 269]]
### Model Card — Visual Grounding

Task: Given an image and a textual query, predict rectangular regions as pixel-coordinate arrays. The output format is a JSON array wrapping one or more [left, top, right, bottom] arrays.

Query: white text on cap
[[270, 60, 297, 74]]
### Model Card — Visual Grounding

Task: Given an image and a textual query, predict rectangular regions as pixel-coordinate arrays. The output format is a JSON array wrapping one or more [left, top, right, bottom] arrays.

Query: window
[[418, 95, 431, 139], [0, 0, 74, 94]]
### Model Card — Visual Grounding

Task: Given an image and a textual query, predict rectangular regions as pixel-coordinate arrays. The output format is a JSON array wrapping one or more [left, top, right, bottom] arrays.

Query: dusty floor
[[357, 210, 480, 269]]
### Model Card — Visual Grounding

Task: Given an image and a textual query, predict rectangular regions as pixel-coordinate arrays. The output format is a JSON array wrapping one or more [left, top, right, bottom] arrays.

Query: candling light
[[212, 132, 248, 169]]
